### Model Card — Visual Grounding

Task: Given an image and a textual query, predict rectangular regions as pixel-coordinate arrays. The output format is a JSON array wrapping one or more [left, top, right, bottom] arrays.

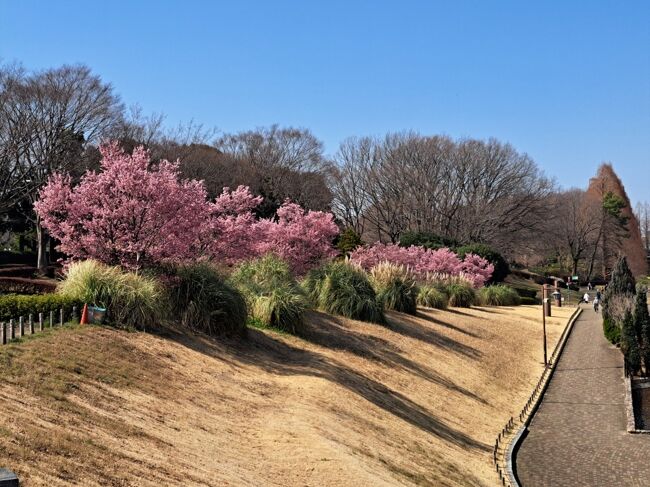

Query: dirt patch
[[0, 305, 574, 486]]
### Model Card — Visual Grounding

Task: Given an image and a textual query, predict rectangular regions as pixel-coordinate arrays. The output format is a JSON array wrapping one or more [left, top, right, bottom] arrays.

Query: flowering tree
[[209, 186, 264, 265], [35, 143, 212, 270], [349, 242, 493, 287], [36, 143, 339, 275], [257, 201, 339, 275]]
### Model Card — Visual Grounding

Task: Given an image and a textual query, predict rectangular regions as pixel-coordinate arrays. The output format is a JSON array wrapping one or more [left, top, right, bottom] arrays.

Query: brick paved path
[[516, 304, 650, 487]]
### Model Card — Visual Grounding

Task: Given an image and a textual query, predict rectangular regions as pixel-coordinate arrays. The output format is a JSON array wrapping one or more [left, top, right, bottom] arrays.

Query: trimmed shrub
[[455, 243, 509, 283], [0, 293, 81, 322], [603, 317, 621, 345], [512, 286, 537, 299], [445, 283, 476, 308], [167, 263, 247, 337], [58, 260, 163, 330], [417, 285, 448, 309], [303, 261, 385, 324], [478, 285, 521, 306], [230, 255, 307, 334], [369, 262, 418, 315]]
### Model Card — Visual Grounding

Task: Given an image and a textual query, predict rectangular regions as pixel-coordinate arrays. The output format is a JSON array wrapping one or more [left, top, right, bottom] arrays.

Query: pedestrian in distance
[[582, 292, 590, 304], [593, 297, 599, 312]]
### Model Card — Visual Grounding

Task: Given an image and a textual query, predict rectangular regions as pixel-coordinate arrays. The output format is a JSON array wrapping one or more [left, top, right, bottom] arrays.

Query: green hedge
[[0, 294, 81, 322]]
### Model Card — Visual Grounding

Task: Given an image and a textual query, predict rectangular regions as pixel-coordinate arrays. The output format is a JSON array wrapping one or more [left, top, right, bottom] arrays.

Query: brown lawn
[[0, 305, 575, 486]]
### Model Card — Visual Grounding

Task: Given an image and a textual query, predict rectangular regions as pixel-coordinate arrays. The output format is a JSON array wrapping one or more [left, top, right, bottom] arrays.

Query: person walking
[[582, 292, 590, 304], [593, 296, 600, 312]]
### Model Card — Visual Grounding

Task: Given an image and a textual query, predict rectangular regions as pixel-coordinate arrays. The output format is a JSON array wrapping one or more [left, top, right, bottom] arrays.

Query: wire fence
[[492, 306, 582, 486]]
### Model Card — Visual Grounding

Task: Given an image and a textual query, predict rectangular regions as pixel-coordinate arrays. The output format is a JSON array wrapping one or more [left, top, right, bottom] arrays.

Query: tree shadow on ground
[[384, 311, 483, 361], [301, 311, 487, 404], [415, 310, 481, 338], [171, 325, 489, 453]]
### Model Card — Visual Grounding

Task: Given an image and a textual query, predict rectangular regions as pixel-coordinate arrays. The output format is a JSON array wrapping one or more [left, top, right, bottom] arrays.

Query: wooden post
[[72, 306, 78, 323], [0, 322, 4, 345], [38, 312, 43, 332], [19, 317, 24, 338], [9, 319, 14, 340], [29, 314, 34, 334], [49, 311, 54, 328], [59, 309, 64, 327], [542, 285, 548, 367]]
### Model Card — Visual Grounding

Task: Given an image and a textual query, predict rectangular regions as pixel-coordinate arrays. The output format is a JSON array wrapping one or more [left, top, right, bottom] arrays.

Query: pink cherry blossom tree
[[349, 242, 494, 287], [36, 142, 340, 274], [256, 201, 339, 275], [35, 142, 213, 270]]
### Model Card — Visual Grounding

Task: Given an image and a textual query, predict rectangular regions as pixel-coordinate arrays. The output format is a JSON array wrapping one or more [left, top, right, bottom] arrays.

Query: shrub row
[[477, 285, 521, 306], [0, 293, 81, 322]]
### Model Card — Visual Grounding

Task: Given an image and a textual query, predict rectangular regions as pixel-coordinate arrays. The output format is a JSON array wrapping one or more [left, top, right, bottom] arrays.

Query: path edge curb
[[505, 306, 583, 486]]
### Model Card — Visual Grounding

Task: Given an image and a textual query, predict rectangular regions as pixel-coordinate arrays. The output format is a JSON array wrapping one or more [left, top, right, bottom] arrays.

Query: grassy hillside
[[0, 305, 574, 486]]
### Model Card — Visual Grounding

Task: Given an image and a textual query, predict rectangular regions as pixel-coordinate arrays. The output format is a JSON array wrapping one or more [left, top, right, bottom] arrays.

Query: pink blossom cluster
[[349, 243, 493, 287], [36, 142, 338, 275]]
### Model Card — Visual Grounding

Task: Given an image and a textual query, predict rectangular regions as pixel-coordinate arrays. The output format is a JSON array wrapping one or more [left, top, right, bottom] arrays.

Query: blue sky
[[1, 0, 649, 205]]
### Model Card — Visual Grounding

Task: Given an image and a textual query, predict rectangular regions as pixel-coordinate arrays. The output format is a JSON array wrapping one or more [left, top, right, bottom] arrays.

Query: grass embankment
[[0, 305, 574, 486]]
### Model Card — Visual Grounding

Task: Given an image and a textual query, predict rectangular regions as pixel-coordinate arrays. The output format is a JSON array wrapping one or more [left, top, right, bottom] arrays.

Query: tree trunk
[[36, 217, 48, 274]]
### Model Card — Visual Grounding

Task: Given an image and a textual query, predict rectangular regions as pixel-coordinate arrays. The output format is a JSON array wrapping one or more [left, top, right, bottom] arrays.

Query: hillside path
[[516, 303, 650, 486]]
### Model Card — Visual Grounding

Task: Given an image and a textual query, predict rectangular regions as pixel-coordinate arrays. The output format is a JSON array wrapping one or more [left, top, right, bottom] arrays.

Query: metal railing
[[492, 306, 582, 486]]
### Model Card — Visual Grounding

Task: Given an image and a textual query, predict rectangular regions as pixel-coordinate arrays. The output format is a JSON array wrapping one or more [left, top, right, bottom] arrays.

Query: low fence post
[[72, 306, 78, 323], [29, 314, 34, 335], [59, 309, 64, 327], [49, 311, 53, 328], [38, 312, 43, 332], [18, 317, 24, 338], [9, 319, 14, 340], [0, 322, 4, 345]]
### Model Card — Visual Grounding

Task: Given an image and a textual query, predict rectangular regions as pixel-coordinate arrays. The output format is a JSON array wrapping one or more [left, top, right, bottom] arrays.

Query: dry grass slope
[[0, 305, 574, 486]]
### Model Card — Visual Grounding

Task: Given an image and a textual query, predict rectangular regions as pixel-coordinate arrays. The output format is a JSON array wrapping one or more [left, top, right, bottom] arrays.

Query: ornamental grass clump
[[445, 282, 477, 308], [369, 262, 418, 315], [303, 261, 385, 324], [167, 263, 247, 337], [417, 285, 448, 310], [230, 255, 307, 334], [478, 285, 521, 306], [58, 260, 163, 330]]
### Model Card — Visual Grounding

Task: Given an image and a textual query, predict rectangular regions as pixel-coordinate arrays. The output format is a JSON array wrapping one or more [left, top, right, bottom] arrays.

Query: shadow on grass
[[301, 311, 487, 404], [385, 311, 483, 361], [172, 322, 489, 453], [415, 310, 481, 338]]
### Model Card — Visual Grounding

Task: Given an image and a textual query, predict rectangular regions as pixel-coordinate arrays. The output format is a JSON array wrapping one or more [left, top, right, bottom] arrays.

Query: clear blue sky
[[1, 0, 649, 205]]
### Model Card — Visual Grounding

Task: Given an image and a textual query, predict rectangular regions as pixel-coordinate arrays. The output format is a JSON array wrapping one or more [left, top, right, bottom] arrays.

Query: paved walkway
[[516, 304, 650, 487]]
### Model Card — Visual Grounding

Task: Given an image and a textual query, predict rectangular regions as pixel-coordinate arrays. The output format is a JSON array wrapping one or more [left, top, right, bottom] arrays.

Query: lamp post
[[541, 284, 548, 367]]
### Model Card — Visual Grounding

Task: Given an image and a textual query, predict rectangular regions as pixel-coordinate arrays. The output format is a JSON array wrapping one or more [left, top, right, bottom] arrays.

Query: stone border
[[626, 377, 650, 434], [505, 306, 583, 486]]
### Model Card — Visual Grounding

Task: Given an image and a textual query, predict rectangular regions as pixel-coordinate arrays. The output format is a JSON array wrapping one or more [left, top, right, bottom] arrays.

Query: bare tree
[[0, 64, 123, 270], [330, 133, 553, 254], [635, 201, 650, 265], [215, 125, 332, 213], [551, 189, 602, 275]]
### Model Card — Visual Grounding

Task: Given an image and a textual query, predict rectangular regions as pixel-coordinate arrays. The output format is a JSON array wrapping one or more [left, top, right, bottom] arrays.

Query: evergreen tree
[[622, 310, 641, 375], [603, 256, 636, 323], [336, 227, 364, 256], [635, 288, 650, 375]]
